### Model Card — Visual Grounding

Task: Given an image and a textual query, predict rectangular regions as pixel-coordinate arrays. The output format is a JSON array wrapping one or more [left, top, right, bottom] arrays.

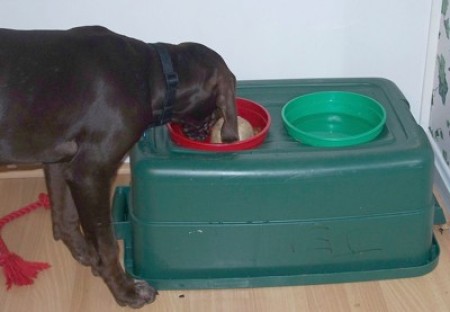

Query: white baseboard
[[428, 133, 450, 212], [0, 163, 130, 179]]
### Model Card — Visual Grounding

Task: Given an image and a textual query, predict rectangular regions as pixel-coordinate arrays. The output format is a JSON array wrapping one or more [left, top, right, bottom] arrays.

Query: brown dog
[[0, 26, 238, 308]]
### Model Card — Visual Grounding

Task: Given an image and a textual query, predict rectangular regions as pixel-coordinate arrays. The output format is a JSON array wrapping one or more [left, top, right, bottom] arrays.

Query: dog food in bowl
[[168, 97, 271, 152]]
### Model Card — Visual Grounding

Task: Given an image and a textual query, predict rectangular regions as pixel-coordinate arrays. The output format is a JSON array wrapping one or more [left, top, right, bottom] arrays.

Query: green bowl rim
[[281, 91, 387, 147]]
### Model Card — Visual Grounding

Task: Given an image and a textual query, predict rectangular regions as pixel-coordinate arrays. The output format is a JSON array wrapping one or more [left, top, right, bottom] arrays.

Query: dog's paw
[[114, 280, 158, 309], [134, 280, 158, 305]]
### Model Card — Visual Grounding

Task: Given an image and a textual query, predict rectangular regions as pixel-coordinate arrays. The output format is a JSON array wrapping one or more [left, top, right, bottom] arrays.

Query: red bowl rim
[[167, 97, 271, 152]]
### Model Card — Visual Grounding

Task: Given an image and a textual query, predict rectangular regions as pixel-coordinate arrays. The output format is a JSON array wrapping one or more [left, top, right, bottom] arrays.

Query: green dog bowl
[[281, 91, 386, 147]]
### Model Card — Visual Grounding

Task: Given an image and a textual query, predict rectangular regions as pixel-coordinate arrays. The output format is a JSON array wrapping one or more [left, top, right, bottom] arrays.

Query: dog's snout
[[182, 121, 210, 141]]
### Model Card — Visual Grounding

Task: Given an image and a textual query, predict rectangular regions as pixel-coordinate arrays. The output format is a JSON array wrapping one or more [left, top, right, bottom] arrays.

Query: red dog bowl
[[168, 97, 271, 152]]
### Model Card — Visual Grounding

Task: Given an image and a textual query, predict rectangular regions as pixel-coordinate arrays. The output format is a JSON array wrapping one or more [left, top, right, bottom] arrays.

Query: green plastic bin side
[[112, 185, 440, 290]]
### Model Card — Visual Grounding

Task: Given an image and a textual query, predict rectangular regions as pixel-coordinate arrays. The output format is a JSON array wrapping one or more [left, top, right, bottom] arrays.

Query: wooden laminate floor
[[0, 176, 449, 312]]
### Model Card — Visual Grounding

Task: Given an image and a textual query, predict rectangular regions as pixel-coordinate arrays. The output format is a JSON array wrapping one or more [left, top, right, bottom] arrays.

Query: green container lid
[[281, 91, 386, 147]]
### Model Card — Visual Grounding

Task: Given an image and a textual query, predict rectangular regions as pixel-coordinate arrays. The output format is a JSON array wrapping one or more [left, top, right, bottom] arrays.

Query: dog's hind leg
[[64, 152, 156, 308], [43, 163, 98, 268]]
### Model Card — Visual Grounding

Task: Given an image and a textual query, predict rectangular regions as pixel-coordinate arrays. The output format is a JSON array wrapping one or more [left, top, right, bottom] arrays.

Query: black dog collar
[[149, 43, 179, 126]]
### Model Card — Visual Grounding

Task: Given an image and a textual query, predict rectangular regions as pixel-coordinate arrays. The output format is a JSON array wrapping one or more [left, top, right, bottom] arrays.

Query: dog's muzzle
[[181, 114, 216, 141]]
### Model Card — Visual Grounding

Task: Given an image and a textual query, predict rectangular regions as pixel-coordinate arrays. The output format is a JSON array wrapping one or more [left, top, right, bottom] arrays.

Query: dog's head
[[170, 43, 239, 143]]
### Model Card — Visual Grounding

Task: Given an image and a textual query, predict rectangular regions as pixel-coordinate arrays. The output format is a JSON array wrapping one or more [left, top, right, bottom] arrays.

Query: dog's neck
[[148, 43, 179, 127]]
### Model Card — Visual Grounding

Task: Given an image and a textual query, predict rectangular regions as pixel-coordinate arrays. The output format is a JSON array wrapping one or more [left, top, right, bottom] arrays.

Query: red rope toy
[[0, 193, 51, 289]]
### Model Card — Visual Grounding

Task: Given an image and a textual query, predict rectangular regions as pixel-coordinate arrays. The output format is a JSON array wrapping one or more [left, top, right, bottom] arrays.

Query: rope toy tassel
[[0, 193, 51, 289]]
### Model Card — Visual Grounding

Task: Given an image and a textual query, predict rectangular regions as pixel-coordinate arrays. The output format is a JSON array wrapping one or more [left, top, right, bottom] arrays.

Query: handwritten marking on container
[[309, 225, 382, 257]]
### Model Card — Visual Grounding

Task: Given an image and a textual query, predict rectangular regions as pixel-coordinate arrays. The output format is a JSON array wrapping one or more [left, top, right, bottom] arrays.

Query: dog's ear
[[216, 78, 239, 143]]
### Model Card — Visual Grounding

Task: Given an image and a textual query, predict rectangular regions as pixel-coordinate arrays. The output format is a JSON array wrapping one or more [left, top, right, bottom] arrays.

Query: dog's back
[[0, 26, 153, 164]]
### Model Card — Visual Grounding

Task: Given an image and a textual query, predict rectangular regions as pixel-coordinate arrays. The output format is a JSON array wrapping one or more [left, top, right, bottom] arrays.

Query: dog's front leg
[[65, 158, 156, 308], [44, 163, 98, 268]]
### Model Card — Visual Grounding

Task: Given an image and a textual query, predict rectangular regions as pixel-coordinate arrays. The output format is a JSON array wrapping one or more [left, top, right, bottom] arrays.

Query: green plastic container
[[113, 78, 439, 290], [281, 91, 386, 147]]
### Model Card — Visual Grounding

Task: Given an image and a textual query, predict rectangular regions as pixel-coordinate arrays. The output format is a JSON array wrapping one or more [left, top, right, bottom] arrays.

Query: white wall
[[1, 0, 434, 119]]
